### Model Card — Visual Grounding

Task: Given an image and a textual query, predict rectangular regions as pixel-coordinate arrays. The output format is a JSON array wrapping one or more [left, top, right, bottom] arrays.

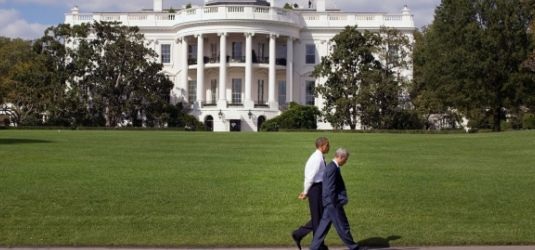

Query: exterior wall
[[64, 2, 415, 132]]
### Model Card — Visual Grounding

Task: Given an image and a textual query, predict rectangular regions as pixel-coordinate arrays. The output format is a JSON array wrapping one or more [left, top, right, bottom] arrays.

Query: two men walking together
[[292, 137, 365, 250]]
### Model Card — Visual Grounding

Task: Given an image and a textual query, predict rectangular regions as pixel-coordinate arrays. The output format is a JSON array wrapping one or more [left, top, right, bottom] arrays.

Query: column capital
[[270, 33, 280, 39], [194, 33, 204, 38], [218, 32, 228, 37], [245, 32, 256, 38]]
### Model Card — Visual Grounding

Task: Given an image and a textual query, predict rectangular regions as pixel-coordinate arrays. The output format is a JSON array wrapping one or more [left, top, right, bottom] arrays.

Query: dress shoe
[[291, 232, 302, 250]]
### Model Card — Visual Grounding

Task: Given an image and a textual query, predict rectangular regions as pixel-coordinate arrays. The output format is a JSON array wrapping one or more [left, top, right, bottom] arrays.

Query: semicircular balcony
[[66, 5, 304, 29]]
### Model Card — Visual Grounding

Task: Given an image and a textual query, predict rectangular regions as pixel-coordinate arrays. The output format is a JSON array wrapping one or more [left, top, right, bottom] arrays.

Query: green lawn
[[1, 130, 534, 247]]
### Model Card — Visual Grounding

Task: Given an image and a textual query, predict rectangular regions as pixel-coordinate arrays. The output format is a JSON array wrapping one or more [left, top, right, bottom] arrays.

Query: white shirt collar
[[333, 160, 340, 168]]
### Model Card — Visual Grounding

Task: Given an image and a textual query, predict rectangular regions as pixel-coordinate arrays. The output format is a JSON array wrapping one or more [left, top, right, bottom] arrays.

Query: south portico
[[175, 24, 300, 131]]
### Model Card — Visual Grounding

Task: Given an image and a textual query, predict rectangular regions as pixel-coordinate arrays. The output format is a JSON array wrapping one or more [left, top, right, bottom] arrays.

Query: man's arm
[[301, 152, 322, 197], [324, 164, 338, 207]]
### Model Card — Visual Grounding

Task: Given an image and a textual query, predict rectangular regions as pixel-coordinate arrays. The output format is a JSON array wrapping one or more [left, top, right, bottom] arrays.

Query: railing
[[67, 8, 413, 29], [188, 58, 197, 65], [300, 12, 414, 28], [254, 56, 269, 64], [254, 103, 269, 108], [202, 102, 217, 107], [276, 58, 286, 66], [66, 5, 303, 27], [229, 56, 246, 63], [207, 57, 220, 63]]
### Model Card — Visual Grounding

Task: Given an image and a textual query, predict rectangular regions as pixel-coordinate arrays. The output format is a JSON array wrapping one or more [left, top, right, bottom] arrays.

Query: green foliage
[[0, 37, 55, 126], [314, 26, 412, 130], [185, 3, 192, 9], [33, 22, 173, 128], [413, 0, 535, 132], [390, 110, 424, 130], [283, 3, 293, 9], [313, 26, 381, 130], [166, 102, 204, 130], [523, 113, 535, 129], [261, 102, 320, 131]]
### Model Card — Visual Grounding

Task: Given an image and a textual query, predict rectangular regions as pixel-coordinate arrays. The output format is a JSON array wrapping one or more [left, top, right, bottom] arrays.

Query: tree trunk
[[105, 106, 111, 127], [493, 106, 501, 132]]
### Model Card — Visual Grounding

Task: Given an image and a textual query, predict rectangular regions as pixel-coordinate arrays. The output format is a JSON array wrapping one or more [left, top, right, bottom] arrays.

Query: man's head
[[334, 148, 349, 166], [315, 137, 330, 154]]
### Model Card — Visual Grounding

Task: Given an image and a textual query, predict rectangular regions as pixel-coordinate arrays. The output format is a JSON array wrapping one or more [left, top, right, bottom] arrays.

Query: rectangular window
[[188, 80, 197, 103], [257, 79, 265, 104], [306, 80, 315, 105], [188, 44, 197, 59], [278, 80, 286, 105], [211, 43, 218, 58], [306, 44, 316, 64], [161, 44, 171, 64], [258, 43, 266, 58], [232, 42, 242, 60], [211, 79, 217, 104], [232, 79, 242, 104]]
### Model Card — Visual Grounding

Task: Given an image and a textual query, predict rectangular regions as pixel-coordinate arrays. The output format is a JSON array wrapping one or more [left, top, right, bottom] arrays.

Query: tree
[[414, 0, 534, 131], [283, 3, 293, 9], [0, 37, 53, 125], [357, 27, 413, 129], [411, 29, 451, 129], [313, 26, 413, 130], [35, 22, 174, 128], [313, 26, 381, 130]]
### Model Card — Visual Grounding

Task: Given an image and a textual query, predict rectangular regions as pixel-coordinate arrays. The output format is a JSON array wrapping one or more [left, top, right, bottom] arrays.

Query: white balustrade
[[66, 6, 413, 29]]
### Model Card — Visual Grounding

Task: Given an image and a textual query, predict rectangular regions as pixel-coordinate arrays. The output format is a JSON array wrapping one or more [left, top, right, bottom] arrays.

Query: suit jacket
[[322, 161, 348, 207]]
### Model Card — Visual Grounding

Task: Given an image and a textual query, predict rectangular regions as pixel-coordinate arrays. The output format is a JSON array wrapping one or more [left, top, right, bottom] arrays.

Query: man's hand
[[298, 192, 308, 200]]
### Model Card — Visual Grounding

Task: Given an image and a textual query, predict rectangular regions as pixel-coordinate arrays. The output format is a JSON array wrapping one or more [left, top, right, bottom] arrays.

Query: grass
[[0, 130, 534, 247]]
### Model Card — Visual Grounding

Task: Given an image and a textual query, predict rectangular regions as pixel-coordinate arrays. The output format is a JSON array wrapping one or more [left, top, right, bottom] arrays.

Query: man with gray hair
[[310, 148, 365, 250]]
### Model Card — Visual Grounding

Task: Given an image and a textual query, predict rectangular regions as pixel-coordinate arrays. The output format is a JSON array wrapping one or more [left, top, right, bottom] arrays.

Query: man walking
[[292, 137, 330, 250], [310, 148, 364, 250]]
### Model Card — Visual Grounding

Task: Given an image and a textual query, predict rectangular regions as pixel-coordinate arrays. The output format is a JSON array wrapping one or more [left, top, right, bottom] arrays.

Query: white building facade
[[65, 0, 415, 132]]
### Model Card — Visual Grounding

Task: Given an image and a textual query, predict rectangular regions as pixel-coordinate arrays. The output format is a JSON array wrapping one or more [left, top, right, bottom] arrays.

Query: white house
[[65, 0, 415, 131]]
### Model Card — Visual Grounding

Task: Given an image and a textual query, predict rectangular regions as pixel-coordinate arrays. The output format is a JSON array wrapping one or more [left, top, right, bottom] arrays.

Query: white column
[[268, 33, 278, 109], [181, 37, 189, 103], [286, 37, 293, 104], [218, 32, 227, 108], [244, 32, 254, 108], [196, 34, 205, 106]]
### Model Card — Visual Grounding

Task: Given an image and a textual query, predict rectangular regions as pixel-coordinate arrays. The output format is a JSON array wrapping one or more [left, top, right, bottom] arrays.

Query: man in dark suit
[[310, 148, 364, 250]]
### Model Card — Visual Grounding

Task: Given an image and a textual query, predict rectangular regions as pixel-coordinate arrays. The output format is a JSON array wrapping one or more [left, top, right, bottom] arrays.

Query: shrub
[[523, 113, 535, 129], [391, 110, 424, 130], [261, 102, 320, 131]]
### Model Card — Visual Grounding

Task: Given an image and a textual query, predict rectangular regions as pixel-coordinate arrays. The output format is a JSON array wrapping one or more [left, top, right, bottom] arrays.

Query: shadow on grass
[[359, 235, 403, 249], [0, 138, 53, 145]]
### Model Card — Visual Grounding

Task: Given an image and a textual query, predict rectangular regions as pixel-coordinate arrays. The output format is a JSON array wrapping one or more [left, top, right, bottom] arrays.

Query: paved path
[[2, 247, 535, 250]]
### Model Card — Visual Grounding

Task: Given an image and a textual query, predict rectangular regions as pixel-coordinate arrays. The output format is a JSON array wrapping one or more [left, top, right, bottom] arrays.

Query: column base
[[243, 99, 255, 109], [217, 100, 228, 109], [193, 101, 202, 110], [269, 101, 279, 110]]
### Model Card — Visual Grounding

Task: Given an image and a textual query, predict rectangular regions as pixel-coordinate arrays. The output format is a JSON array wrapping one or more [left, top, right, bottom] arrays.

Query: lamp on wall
[[218, 109, 223, 119], [248, 110, 253, 119]]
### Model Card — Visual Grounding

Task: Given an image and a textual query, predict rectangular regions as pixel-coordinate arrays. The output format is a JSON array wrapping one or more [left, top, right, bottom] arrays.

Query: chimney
[[316, 0, 325, 12], [154, 0, 163, 12]]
